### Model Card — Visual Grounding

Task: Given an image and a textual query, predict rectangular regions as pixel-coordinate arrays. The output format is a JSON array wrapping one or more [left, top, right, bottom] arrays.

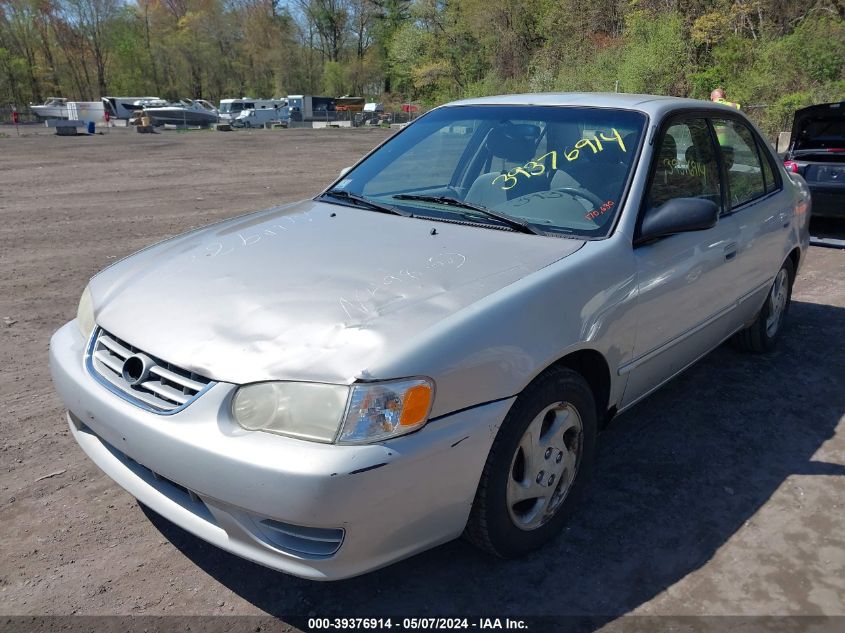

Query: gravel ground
[[1, 127, 843, 624]]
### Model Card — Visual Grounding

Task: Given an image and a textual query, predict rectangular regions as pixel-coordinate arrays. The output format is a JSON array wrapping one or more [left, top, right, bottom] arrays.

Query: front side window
[[647, 118, 721, 211], [713, 118, 766, 208], [330, 105, 647, 238]]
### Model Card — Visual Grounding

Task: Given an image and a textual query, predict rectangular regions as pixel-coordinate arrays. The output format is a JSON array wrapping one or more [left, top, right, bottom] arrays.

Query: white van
[[219, 98, 287, 122], [233, 105, 289, 128]]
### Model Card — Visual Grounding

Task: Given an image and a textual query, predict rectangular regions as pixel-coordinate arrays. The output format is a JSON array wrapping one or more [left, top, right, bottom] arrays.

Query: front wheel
[[465, 367, 597, 558], [732, 258, 795, 353]]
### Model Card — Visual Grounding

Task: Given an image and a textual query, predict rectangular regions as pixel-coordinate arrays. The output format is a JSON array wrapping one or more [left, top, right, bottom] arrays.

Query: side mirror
[[339, 166, 352, 177], [637, 198, 719, 244]]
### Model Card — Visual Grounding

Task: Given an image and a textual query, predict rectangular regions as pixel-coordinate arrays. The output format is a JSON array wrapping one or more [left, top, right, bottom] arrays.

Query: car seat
[[573, 135, 628, 203], [465, 122, 549, 207], [648, 133, 680, 208]]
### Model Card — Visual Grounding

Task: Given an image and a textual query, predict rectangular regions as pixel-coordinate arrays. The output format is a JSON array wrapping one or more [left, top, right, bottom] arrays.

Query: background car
[[783, 101, 845, 220]]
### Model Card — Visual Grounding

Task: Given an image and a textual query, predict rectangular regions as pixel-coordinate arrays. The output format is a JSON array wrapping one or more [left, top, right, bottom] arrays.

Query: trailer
[[335, 96, 366, 112], [286, 95, 338, 122], [67, 101, 105, 124], [45, 101, 106, 134]]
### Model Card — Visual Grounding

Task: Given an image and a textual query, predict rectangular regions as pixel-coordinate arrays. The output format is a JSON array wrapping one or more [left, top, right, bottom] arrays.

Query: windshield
[[220, 102, 232, 113], [330, 105, 646, 237]]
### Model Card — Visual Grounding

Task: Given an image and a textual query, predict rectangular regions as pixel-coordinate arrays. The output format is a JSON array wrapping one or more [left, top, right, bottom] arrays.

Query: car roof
[[443, 92, 740, 117]]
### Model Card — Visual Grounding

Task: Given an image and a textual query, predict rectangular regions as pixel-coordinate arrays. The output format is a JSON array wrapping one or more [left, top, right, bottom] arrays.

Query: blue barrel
[[87, 121, 95, 134]]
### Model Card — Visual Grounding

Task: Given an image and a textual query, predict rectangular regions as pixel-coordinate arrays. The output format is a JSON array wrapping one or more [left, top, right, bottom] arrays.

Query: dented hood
[[91, 200, 584, 384]]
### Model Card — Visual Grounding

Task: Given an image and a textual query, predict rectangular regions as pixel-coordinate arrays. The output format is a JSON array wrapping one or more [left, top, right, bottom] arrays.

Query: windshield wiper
[[322, 189, 411, 217], [392, 194, 542, 235]]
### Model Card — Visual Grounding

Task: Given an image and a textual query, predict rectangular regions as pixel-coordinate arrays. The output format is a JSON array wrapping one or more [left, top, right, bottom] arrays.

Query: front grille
[[88, 328, 213, 413]]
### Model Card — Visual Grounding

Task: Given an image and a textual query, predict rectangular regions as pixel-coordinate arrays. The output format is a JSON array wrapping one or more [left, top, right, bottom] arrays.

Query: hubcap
[[765, 268, 789, 338], [507, 402, 583, 531]]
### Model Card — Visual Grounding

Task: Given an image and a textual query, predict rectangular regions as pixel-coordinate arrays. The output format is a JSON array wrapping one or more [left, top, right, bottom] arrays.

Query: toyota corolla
[[50, 93, 810, 580]]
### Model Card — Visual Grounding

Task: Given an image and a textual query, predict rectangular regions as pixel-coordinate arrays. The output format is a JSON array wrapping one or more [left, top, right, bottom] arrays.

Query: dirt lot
[[1, 127, 844, 624]]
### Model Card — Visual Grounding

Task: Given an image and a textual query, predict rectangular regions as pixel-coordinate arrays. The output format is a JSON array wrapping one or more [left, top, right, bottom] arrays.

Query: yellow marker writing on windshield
[[493, 129, 627, 190], [565, 128, 626, 162]]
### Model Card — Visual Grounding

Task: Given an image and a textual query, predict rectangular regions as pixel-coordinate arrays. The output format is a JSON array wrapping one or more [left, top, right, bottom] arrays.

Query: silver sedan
[[50, 93, 810, 580]]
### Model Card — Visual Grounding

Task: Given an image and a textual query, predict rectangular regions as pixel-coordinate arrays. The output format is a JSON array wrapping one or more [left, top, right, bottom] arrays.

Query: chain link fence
[[0, 106, 42, 124], [351, 107, 426, 127], [290, 105, 428, 127]]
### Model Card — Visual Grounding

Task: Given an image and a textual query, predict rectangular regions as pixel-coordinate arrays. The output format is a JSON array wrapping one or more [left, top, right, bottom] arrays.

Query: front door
[[622, 116, 737, 407]]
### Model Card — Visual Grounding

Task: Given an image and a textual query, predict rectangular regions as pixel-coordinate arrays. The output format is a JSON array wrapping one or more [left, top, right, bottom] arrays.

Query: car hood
[[91, 199, 584, 385]]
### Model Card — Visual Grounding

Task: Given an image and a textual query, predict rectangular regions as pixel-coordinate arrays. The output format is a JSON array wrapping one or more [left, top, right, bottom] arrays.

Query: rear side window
[[647, 118, 721, 210], [712, 119, 766, 208], [758, 138, 780, 194]]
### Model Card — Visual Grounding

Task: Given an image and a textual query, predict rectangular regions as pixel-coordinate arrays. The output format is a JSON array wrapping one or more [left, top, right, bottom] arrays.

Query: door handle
[[724, 242, 738, 261]]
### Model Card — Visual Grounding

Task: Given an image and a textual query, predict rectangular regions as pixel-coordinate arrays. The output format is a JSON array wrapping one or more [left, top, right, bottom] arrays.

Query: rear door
[[711, 116, 787, 323]]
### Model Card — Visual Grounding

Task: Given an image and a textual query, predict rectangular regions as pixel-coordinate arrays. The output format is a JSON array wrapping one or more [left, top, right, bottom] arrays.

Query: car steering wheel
[[549, 187, 605, 209], [505, 186, 606, 211]]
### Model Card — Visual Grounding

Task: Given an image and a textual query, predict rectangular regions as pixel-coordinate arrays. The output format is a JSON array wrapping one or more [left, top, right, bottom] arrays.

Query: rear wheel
[[732, 258, 794, 353], [465, 367, 597, 558]]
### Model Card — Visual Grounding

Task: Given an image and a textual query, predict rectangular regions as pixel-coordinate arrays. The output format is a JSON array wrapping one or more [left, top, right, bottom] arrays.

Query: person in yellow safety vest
[[710, 88, 741, 109], [710, 88, 741, 147]]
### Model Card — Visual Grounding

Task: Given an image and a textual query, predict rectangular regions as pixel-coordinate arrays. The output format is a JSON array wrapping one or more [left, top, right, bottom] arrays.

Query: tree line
[[1, 0, 843, 134]]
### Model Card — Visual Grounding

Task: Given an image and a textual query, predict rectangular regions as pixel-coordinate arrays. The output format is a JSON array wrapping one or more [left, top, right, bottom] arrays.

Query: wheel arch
[[787, 246, 801, 278], [540, 349, 613, 427]]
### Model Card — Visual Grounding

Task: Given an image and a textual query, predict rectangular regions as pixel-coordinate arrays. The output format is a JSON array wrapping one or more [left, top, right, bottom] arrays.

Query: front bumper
[[49, 321, 514, 580]]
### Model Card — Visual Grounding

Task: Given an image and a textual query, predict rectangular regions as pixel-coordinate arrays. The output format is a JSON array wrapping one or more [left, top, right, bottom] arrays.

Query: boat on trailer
[[102, 96, 164, 120], [30, 97, 69, 120], [143, 99, 219, 127]]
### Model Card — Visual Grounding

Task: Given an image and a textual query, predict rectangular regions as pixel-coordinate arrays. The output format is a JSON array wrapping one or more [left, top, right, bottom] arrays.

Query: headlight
[[76, 285, 95, 338], [338, 378, 434, 444], [232, 382, 349, 443], [231, 377, 434, 444]]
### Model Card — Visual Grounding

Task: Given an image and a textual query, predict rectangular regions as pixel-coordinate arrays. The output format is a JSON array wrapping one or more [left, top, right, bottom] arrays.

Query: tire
[[465, 367, 597, 558], [732, 258, 795, 353]]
